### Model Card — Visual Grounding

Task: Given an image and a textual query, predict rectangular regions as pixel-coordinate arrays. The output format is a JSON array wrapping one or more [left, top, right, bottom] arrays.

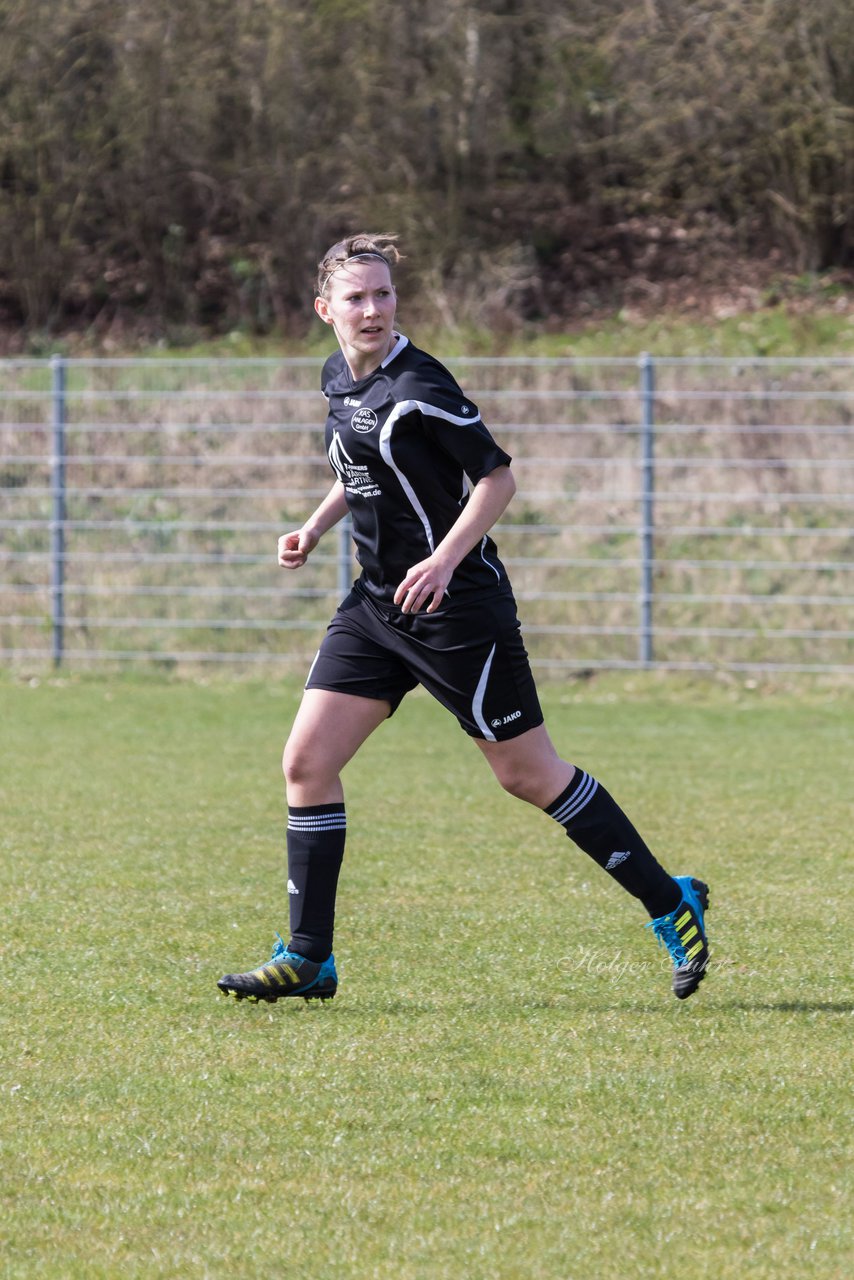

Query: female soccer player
[[218, 234, 710, 1004]]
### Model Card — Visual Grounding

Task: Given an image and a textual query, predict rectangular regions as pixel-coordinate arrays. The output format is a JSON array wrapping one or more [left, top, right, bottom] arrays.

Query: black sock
[[545, 769, 680, 918], [286, 803, 346, 962]]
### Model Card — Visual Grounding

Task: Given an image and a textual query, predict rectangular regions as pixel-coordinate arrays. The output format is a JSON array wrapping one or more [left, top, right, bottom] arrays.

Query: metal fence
[[1, 354, 852, 676]]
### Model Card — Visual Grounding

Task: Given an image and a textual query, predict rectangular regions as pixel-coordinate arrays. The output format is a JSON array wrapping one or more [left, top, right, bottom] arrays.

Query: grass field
[[1, 672, 851, 1279]]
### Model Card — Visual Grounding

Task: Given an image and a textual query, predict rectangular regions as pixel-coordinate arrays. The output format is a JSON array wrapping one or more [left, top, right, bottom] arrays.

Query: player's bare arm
[[394, 464, 517, 614], [278, 480, 349, 569]]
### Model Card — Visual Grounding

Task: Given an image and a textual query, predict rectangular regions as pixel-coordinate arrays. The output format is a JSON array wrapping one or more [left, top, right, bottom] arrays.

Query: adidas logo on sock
[[605, 850, 631, 870], [287, 879, 300, 895]]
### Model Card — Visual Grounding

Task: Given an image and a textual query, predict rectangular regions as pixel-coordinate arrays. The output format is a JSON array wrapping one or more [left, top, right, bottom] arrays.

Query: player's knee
[[493, 762, 538, 803], [281, 741, 324, 790]]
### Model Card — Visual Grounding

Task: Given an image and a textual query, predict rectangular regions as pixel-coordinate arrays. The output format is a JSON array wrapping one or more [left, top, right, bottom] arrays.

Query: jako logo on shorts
[[351, 408, 378, 433], [490, 710, 522, 728]]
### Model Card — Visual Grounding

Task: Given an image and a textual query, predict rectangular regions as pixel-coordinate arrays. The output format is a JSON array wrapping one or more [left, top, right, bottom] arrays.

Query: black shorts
[[304, 585, 543, 741]]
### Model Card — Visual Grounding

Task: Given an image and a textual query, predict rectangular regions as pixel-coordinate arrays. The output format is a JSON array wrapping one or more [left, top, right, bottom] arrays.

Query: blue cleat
[[218, 934, 338, 1003], [647, 876, 710, 999]]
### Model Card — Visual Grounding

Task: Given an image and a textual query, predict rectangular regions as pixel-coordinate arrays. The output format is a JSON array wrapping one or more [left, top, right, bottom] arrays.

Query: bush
[[0, 0, 851, 334]]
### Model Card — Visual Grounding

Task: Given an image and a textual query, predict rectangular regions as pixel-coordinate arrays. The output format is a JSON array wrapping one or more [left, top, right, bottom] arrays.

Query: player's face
[[314, 260, 397, 377]]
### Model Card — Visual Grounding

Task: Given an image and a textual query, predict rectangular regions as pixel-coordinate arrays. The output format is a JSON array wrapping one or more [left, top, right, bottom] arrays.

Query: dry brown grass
[[1, 356, 851, 673]]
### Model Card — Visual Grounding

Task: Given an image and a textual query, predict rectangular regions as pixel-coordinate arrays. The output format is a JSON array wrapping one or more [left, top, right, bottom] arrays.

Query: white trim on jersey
[[479, 534, 502, 583], [472, 642, 498, 741], [381, 333, 409, 366], [328, 430, 355, 486], [379, 399, 485, 555]]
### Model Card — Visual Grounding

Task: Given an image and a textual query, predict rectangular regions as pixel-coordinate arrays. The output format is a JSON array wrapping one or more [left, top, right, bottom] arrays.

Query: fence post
[[638, 352, 655, 667], [50, 354, 67, 668], [337, 514, 353, 598]]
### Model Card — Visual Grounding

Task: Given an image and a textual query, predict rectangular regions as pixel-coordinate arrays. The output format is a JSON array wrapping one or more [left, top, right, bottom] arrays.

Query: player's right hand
[[277, 528, 318, 569]]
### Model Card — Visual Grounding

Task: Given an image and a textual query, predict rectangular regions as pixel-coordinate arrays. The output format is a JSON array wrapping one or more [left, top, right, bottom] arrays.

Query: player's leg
[[398, 595, 680, 917], [408, 591, 683, 920], [218, 590, 415, 1004], [217, 689, 389, 1003], [476, 724, 679, 914], [280, 594, 418, 970], [398, 592, 710, 998], [282, 687, 390, 959], [476, 725, 709, 998], [283, 685, 391, 806]]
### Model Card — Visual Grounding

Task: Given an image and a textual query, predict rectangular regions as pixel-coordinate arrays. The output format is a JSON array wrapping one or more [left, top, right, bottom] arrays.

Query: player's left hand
[[394, 555, 453, 614]]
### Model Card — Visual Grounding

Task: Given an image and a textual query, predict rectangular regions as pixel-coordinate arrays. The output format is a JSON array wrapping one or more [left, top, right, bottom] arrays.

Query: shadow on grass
[[724, 1000, 854, 1014]]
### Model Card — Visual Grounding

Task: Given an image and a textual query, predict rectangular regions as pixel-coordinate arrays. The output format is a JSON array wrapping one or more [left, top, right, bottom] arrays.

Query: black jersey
[[320, 335, 513, 605]]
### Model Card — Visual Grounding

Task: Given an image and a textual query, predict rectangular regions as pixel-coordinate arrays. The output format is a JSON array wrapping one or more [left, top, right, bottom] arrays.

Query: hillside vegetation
[[1, 0, 852, 348]]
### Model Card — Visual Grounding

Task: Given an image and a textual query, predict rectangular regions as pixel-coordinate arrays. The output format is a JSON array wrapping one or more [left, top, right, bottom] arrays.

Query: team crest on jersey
[[351, 407, 378, 433]]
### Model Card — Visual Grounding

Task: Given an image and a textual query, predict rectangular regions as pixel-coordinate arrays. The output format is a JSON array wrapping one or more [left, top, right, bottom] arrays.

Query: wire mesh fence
[[1, 354, 852, 675]]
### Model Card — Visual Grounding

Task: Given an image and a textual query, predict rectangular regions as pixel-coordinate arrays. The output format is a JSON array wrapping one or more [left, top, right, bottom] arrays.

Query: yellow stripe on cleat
[[277, 963, 300, 985], [680, 925, 699, 944], [675, 910, 692, 930], [685, 940, 704, 961]]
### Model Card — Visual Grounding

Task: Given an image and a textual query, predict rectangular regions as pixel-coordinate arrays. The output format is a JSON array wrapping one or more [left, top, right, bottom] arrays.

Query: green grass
[[1, 673, 851, 1279], [42, 295, 854, 360]]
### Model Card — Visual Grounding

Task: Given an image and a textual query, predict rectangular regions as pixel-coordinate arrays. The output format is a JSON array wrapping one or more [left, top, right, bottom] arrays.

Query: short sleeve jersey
[[320, 334, 513, 606]]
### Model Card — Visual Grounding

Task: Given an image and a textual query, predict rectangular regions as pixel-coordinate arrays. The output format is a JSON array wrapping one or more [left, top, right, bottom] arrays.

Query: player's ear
[[314, 295, 333, 325]]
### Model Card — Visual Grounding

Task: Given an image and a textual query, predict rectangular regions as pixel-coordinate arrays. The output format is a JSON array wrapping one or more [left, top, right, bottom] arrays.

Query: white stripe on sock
[[548, 771, 599, 826], [288, 814, 347, 831]]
